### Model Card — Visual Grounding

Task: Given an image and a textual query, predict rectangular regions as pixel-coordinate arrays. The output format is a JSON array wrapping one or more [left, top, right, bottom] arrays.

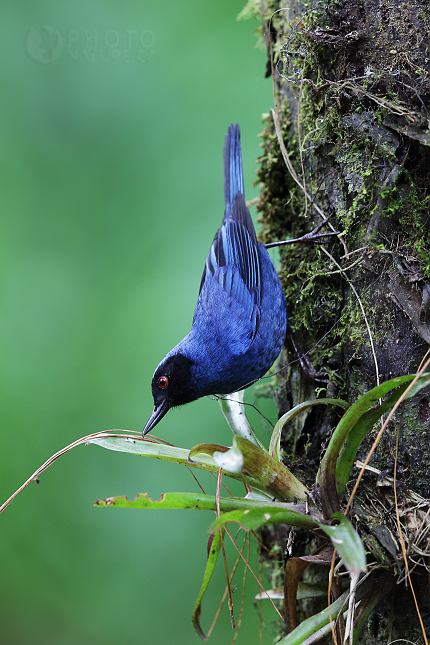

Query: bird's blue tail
[[223, 123, 244, 220]]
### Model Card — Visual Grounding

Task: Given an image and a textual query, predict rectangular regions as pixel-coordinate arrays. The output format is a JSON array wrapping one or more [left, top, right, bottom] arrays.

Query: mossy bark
[[247, 0, 430, 641]]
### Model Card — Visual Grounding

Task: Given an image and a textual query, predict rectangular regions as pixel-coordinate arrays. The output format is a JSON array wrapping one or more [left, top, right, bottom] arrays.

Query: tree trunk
[[249, 0, 430, 641]]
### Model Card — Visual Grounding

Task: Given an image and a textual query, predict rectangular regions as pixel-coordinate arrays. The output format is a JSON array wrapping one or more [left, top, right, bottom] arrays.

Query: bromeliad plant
[[1, 370, 430, 643], [90, 370, 430, 644]]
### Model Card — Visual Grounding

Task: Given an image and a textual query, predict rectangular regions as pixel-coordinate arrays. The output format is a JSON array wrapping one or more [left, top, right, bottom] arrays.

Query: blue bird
[[143, 124, 287, 436]]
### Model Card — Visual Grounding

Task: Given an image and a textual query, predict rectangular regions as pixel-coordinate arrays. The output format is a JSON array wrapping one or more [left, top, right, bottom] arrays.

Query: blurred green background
[[0, 1, 281, 643]]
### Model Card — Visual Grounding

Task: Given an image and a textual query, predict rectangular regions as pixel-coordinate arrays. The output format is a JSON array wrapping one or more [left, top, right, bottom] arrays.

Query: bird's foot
[[264, 219, 340, 249]]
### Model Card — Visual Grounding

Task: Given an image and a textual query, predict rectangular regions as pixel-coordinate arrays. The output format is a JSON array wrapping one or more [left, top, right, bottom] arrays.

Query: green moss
[[377, 171, 430, 276], [255, 111, 306, 244]]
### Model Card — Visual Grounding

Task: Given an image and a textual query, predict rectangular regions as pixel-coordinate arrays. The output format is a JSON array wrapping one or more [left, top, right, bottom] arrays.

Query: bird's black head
[[143, 353, 195, 436]]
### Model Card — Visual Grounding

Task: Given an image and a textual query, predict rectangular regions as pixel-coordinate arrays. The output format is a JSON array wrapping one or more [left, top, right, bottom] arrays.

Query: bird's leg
[[288, 326, 328, 384], [264, 219, 340, 249]]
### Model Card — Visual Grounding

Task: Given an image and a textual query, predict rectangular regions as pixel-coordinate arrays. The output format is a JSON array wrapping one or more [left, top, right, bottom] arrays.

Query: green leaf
[[336, 373, 430, 495], [189, 443, 228, 460], [269, 398, 349, 461], [192, 530, 223, 640], [93, 492, 309, 514], [91, 436, 201, 461], [319, 513, 366, 574], [276, 586, 349, 645], [209, 505, 322, 533], [317, 373, 430, 517], [209, 509, 365, 576], [90, 437, 261, 490], [190, 437, 309, 502], [335, 387, 406, 497], [234, 436, 309, 502], [92, 433, 308, 502]]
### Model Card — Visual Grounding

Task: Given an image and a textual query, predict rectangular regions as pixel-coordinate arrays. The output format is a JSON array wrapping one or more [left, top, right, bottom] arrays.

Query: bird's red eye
[[158, 376, 168, 389]]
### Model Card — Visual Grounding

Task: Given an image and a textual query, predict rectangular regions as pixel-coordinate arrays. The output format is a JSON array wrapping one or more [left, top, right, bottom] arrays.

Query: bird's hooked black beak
[[142, 400, 169, 437]]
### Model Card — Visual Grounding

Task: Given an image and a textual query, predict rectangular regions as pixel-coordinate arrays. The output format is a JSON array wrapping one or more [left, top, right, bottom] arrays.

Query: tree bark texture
[[248, 0, 430, 641]]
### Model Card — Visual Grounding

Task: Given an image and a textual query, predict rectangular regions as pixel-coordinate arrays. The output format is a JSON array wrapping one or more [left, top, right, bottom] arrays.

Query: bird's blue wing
[[196, 123, 262, 349], [197, 192, 262, 346]]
